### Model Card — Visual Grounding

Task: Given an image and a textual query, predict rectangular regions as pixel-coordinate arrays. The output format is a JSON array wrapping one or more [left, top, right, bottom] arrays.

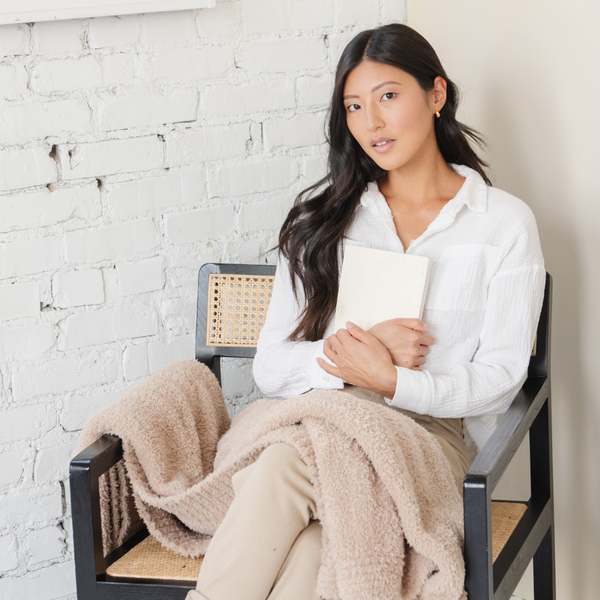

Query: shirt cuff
[[309, 340, 345, 390], [386, 367, 432, 414]]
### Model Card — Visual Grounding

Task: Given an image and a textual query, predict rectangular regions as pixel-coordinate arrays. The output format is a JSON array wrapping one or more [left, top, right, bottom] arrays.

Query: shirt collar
[[360, 164, 489, 216]]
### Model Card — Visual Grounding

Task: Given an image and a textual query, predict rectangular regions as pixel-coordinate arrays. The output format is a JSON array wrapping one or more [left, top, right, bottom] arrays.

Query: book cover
[[334, 245, 431, 332]]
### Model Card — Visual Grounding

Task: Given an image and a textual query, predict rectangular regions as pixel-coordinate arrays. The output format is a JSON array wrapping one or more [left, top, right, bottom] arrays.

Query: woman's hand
[[317, 322, 398, 398], [367, 318, 434, 370]]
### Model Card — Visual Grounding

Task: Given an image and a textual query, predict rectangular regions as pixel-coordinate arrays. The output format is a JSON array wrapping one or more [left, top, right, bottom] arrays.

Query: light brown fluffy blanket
[[79, 360, 466, 600]]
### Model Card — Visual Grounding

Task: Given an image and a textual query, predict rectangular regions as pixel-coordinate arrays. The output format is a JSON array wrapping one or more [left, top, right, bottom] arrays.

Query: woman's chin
[[369, 154, 409, 172]]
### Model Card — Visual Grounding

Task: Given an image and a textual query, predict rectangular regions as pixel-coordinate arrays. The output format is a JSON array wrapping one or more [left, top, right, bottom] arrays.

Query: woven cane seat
[[491, 501, 528, 561], [106, 501, 528, 581], [106, 535, 203, 581]]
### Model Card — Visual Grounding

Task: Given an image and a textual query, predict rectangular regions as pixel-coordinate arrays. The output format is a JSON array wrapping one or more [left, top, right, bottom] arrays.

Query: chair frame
[[70, 264, 554, 600]]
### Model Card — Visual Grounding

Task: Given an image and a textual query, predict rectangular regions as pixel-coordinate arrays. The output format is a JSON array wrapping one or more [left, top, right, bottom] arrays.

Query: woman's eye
[[347, 104, 360, 112], [382, 92, 396, 101]]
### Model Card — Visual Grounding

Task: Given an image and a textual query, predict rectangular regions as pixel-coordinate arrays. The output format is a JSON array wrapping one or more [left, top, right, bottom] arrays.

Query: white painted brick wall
[[0, 2, 407, 596], [238, 37, 327, 73], [60, 388, 132, 432], [165, 204, 235, 244], [297, 74, 334, 108], [208, 156, 299, 197], [123, 343, 150, 380], [88, 15, 141, 48], [0, 146, 57, 191], [34, 445, 77, 485], [99, 90, 199, 131], [28, 525, 66, 564], [203, 79, 296, 117], [0, 405, 57, 443], [165, 125, 249, 166], [0, 534, 19, 572], [0, 283, 40, 320], [13, 354, 119, 401], [0, 99, 92, 144], [148, 334, 195, 374], [0, 323, 55, 361], [107, 171, 204, 217], [0, 62, 29, 99], [0, 560, 75, 600], [149, 46, 234, 82], [60, 136, 164, 180], [0, 453, 24, 488], [34, 21, 85, 55], [0, 237, 62, 280], [0, 185, 101, 232], [32, 54, 136, 93], [263, 111, 327, 149], [52, 270, 105, 308], [64, 217, 160, 264], [63, 304, 158, 349], [144, 11, 197, 44], [0, 24, 30, 55], [118, 256, 165, 295]]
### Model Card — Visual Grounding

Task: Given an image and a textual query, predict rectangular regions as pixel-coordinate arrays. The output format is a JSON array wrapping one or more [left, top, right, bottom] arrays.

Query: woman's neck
[[377, 150, 466, 251], [379, 150, 465, 211]]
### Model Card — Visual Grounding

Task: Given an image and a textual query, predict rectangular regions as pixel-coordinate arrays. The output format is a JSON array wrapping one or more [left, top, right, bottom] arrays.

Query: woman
[[189, 23, 545, 600]]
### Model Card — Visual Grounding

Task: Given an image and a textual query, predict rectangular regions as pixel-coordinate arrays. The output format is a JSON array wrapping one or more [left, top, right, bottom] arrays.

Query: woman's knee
[[252, 443, 309, 482], [232, 443, 311, 496]]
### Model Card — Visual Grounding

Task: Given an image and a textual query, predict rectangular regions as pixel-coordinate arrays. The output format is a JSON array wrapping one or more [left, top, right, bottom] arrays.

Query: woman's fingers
[[384, 318, 431, 332], [316, 357, 341, 377], [403, 318, 431, 332], [414, 354, 427, 366], [345, 321, 372, 343], [419, 332, 435, 347], [323, 336, 340, 362]]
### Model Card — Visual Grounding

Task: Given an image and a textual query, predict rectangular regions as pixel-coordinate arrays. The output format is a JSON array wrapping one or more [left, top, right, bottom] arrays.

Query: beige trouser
[[186, 385, 471, 600]]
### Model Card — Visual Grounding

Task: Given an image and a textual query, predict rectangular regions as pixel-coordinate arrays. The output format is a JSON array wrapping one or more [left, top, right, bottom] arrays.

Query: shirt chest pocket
[[425, 244, 502, 312]]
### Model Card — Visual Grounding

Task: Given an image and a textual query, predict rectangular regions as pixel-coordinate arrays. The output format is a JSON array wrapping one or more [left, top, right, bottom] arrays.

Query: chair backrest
[[196, 263, 276, 384], [529, 272, 552, 378], [196, 263, 551, 384]]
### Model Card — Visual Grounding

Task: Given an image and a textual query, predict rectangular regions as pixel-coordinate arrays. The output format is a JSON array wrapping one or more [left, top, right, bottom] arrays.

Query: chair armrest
[[71, 434, 123, 478], [70, 434, 123, 596], [463, 376, 550, 598], [465, 375, 549, 493]]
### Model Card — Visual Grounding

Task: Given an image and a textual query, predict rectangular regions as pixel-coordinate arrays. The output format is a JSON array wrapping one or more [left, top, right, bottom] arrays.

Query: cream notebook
[[334, 245, 431, 331]]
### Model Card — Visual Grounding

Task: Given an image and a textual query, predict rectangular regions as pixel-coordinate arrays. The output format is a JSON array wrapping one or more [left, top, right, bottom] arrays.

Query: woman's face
[[343, 61, 444, 173]]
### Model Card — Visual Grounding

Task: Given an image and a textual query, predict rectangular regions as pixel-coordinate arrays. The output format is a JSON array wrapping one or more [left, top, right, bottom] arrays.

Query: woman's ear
[[431, 76, 448, 113]]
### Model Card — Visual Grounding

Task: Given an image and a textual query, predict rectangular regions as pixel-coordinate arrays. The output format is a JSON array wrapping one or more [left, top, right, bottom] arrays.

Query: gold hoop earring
[[435, 110, 441, 118]]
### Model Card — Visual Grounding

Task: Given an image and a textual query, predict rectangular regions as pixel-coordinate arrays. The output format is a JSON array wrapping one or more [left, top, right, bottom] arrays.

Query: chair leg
[[533, 525, 555, 600]]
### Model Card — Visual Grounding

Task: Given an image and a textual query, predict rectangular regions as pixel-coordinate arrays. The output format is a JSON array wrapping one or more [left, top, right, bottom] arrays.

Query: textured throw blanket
[[79, 360, 466, 600]]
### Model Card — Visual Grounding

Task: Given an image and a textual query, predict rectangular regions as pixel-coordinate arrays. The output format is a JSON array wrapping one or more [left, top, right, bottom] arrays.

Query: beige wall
[[408, 1, 600, 598]]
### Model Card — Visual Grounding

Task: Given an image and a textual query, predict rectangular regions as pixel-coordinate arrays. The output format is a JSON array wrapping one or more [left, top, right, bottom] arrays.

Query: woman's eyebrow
[[343, 81, 402, 99], [372, 80, 402, 92]]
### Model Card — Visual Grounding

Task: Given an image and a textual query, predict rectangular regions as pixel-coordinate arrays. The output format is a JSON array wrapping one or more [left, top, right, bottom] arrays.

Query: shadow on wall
[[480, 83, 590, 598]]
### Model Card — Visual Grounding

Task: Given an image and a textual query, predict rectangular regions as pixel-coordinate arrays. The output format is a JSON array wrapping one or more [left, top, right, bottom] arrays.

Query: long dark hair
[[278, 23, 490, 342]]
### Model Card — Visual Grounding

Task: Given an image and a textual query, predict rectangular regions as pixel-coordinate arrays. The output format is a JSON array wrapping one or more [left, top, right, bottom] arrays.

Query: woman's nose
[[366, 106, 384, 132]]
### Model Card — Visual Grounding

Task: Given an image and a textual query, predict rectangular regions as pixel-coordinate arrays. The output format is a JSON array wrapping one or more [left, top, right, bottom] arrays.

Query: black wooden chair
[[70, 263, 554, 600]]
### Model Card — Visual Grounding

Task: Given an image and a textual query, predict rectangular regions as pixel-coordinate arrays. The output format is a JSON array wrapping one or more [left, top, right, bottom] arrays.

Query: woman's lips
[[371, 138, 396, 153]]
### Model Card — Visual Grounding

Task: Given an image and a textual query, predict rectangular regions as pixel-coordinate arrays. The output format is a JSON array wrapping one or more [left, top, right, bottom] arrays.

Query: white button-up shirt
[[253, 165, 545, 452]]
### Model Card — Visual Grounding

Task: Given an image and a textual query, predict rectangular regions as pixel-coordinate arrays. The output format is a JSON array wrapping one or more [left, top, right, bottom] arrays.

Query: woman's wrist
[[372, 364, 397, 400]]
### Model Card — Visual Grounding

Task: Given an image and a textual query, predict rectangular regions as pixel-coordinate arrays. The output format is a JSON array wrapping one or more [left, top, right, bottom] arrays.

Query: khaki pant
[[186, 386, 471, 600]]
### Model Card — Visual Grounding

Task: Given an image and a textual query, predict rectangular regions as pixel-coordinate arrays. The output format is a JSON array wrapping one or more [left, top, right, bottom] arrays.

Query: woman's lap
[[341, 384, 471, 496]]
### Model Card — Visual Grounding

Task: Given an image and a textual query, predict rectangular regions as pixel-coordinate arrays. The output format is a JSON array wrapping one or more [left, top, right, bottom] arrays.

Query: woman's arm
[[252, 255, 345, 397], [254, 254, 434, 397]]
